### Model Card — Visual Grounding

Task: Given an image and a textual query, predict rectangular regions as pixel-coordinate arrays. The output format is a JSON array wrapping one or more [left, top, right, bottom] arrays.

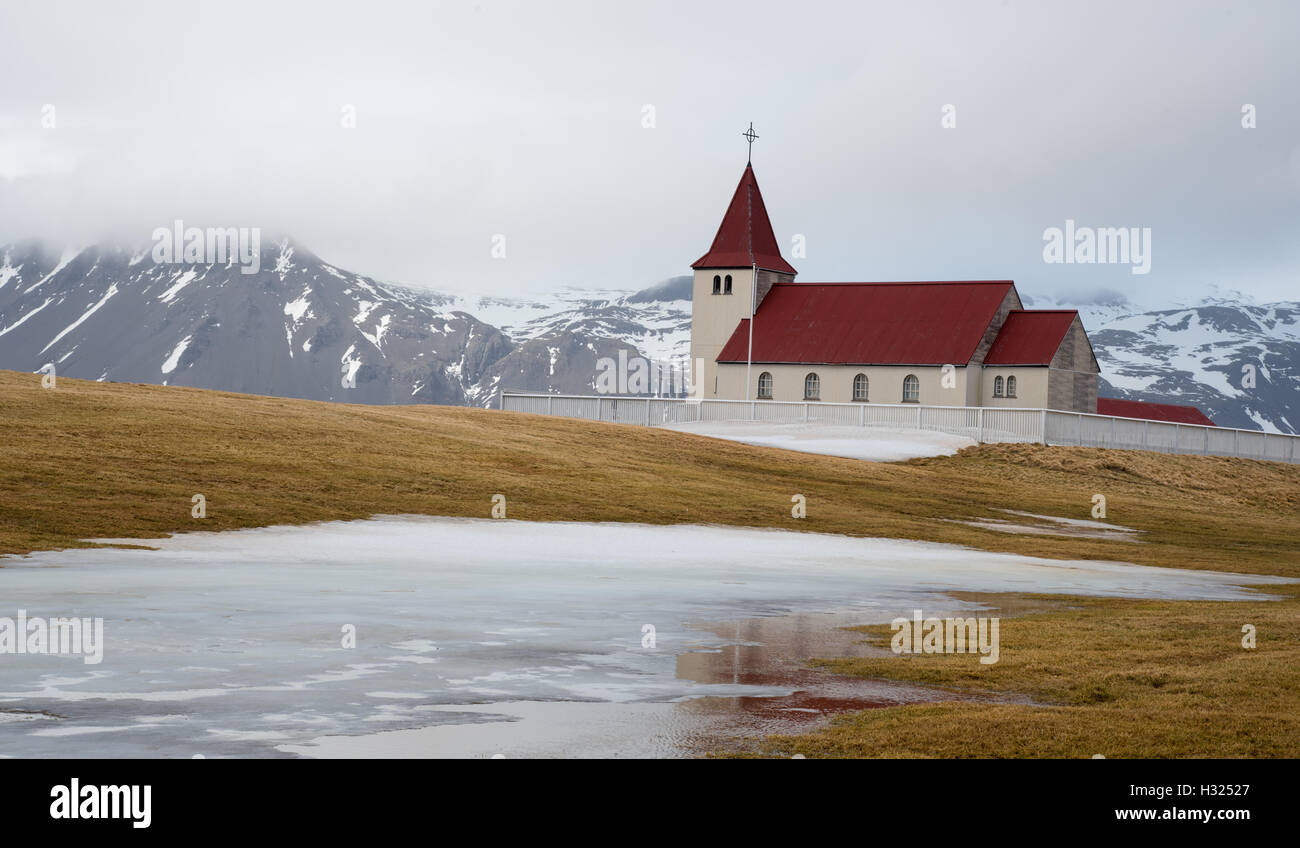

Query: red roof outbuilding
[[691, 164, 798, 275], [1096, 398, 1216, 426]]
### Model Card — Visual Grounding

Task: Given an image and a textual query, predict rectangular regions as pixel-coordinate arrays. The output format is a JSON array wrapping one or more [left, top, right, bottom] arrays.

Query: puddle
[[0, 516, 1286, 758], [282, 609, 1023, 758], [951, 509, 1145, 542]]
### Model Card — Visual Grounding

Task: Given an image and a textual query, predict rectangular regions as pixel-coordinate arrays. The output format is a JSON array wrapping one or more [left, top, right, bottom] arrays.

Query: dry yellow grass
[[3, 369, 1298, 758], [759, 585, 1300, 758], [2, 370, 1297, 580]]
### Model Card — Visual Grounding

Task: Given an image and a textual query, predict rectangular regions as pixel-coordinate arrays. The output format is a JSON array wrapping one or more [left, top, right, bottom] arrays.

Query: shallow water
[[0, 516, 1289, 758]]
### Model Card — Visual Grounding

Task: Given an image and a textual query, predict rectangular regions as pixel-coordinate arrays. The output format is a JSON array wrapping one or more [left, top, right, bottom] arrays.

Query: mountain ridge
[[1, 239, 1293, 432]]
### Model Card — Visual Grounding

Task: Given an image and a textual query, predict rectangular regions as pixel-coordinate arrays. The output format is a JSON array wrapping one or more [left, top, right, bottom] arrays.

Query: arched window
[[712, 275, 721, 295], [853, 373, 869, 401], [757, 371, 773, 399], [902, 374, 920, 403], [1006, 375, 1017, 398], [804, 372, 820, 400], [993, 376, 1004, 398], [724, 274, 733, 294]]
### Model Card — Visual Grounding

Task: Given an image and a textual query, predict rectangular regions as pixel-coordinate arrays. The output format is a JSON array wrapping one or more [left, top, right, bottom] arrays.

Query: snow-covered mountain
[[0, 239, 669, 407], [464, 275, 691, 363], [436, 275, 691, 401], [1, 238, 1293, 433], [1023, 290, 1299, 433]]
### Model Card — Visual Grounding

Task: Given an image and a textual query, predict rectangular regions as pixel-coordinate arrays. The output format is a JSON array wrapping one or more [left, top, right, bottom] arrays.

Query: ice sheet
[[0, 516, 1290, 757]]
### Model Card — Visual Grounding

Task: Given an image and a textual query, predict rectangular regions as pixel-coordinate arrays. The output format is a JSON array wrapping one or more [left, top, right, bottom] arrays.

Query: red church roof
[[716, 281, 1015, 365], [691, 164, 798, 275], [983, 310, 1078, 365], [1097, 398, 1216, 426]]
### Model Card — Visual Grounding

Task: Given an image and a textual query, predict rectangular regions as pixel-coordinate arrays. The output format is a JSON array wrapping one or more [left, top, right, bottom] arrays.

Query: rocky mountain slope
[[1, 239, 1293, 432], [1024, 291, 1298, 433], [0, 239, 654, 407]]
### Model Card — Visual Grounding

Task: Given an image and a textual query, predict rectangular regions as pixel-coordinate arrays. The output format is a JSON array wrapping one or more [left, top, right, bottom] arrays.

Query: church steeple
[[688, 148, 798, 401], [690, 162, 797, 276]]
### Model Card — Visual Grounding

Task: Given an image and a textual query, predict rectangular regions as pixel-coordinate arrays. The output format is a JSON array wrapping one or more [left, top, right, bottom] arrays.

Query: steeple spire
[[691, 161, 797, 275]]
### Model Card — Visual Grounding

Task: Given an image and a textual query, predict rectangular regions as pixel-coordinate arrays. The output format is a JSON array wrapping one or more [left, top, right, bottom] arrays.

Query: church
[[688, 160, 1101, 413]]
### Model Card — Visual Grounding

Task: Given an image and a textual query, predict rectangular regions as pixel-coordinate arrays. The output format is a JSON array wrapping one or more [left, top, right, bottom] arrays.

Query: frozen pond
[[0, 516, 1291, 758]]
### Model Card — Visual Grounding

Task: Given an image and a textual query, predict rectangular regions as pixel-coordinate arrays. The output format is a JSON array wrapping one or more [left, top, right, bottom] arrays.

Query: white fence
[[499, 393, 1300, 464]]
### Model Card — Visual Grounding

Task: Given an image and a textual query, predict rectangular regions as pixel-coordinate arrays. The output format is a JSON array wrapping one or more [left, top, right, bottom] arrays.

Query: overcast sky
[[1, 0, 1297, 304]]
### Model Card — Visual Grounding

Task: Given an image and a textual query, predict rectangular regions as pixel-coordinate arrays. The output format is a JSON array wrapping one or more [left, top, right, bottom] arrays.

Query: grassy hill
[[4, 369, 1299, 757], [2, 370, 1296, 577]]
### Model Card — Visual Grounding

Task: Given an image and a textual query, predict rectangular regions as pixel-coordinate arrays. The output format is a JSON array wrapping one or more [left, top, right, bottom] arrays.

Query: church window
[[724, 274, 733, 294], [757, 371, 773, 399], [902, 374, 920, 403], [1006, 375, 1017, 398], [803, 372, 820, 400], [712, 275, 721, 295], [993, 376, 1004, 398], [853, 373, 869, 401]]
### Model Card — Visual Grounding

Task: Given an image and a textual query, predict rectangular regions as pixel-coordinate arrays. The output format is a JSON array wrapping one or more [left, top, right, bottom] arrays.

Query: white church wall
[[714, 363, 976, 407], [981, 366, 1049, 408]]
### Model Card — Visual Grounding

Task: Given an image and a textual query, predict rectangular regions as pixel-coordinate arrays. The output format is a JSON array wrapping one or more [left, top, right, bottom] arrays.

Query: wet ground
[[950, 510, 1146, 542], [278, 611, 1023, 758], [0, 516, 1290, 758]]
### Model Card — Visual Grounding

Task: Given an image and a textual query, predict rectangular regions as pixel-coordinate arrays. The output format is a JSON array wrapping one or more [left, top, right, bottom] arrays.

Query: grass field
[[758, 585, 1300, 758], [2, 371, 1297, 575], [2, 369, 1298, 756]]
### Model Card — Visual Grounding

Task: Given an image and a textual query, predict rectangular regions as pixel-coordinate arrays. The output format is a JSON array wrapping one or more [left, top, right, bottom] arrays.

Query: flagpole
[[747, 262, 755, 399]]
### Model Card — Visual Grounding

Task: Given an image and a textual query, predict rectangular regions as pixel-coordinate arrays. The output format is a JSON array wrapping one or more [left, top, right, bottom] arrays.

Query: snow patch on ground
[[40, 283, 118, 354], [284, 289, 312, 323], [953, 510, 1145, 542], [157, 269, 198, 303], [659, 421, 975, 462], [273, 241, 294, 279], [0, 297, 54, 338], [161, 335, 193, 375], [283, 288, 314, 357], [0, 255, 20, 289], [359, 313, 392, 351], [340, 344, 362, 386], [22, 247, 79, 294]]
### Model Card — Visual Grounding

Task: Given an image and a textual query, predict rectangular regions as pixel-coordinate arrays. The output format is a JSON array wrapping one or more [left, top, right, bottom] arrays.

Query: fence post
[[804, 403, 809, 422], [1262, 432, 1267, 460], [1110, 416, 1116, 446], [917, 405, 922, 430], [1203, 426, 1209, 455], [646, 397, 651, 426], [598, 397, 605, 421], [750, 401, 756, 420], [1143, 419, 1149, 450], [978, 408, 984, 443], [1077, 413, 1083, 446], [1040, 409, 1047, 445], [547, 395, 553, 415], [1173, 423, 1179, 454], [860, 403, 865, 427], [1234, 429, 1238, 457]]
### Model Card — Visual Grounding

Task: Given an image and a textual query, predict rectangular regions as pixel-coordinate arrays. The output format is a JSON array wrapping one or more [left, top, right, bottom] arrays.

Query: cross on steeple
[[742, 122, 759, 163]]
